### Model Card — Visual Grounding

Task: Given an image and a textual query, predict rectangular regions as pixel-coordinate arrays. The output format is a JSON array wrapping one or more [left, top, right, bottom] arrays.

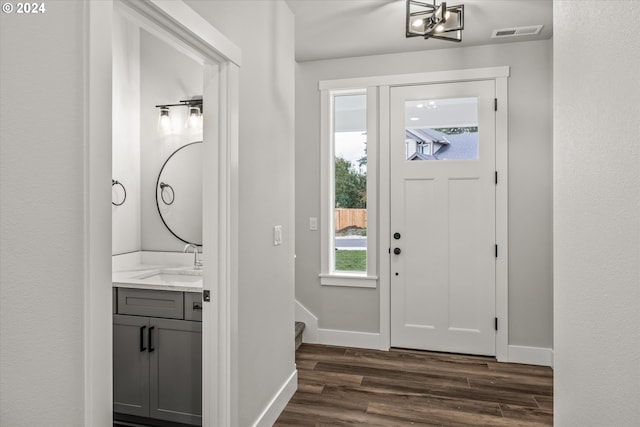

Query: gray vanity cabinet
[[113, 288, 202, 426], [149, 318, 202, 424], [113, 314, 150, 417]]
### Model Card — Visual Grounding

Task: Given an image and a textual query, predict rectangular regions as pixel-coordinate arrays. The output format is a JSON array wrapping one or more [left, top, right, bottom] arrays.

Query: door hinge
[[494, 98, 498, 111], [495, 317, 498, 331], [495, 171, 498, 185], [203, 289, 211, 302], [495, 244, 498, 258]]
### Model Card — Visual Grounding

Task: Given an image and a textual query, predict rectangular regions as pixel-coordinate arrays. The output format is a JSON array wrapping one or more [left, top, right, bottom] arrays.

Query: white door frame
[[378, 67, 509, 361], [85, 1, 240, 426], [320, 66, 509, 360]]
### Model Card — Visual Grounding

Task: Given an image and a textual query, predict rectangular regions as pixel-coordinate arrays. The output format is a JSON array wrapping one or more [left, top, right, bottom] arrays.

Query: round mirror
[[155, 141, 202, 245]]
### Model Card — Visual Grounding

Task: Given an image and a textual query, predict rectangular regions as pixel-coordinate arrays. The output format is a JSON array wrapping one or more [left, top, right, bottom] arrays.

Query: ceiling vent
[[491, 25, 543, 38]]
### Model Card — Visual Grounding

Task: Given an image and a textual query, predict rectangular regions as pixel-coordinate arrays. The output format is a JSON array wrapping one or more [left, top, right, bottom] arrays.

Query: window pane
[[334, 94, 367, 273], [405, 97, 478, 161]]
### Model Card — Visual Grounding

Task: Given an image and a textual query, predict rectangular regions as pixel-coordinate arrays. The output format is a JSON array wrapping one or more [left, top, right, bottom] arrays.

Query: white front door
[[390, 80, 497, 356]]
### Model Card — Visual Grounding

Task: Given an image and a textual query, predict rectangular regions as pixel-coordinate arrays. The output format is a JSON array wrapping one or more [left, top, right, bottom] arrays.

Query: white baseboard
[[294, 299, 554, 368], [294, 300, 384, 350], [508, 345, 554, 368], [252, 369, 297, 427], [317, 328, 384, 350], [295, 300, 319, 343]]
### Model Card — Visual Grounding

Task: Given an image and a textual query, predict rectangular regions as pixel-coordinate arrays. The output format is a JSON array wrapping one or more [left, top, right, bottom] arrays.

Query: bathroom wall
[[112, 22, 203, 255], [139, 29, 203, 252], [295, 40, 554, 350], [112, 12, 141, 255]]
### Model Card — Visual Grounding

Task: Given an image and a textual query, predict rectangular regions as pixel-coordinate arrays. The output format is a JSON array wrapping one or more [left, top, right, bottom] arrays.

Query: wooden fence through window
[[335, 208, 367, 231]]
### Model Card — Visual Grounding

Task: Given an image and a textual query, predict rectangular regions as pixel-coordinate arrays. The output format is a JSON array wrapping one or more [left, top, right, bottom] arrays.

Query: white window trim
[[320, 87, 378, 288]]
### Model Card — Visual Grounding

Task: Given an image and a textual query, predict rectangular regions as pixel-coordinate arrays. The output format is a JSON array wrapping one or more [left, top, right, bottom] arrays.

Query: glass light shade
[[158, 107, 172, 133], [185, 105, 202, 129], [441, 9, 462, 32]]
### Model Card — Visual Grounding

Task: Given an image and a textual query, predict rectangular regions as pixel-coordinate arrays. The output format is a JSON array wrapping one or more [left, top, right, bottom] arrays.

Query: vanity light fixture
[[155, 98, 203, 132], [406, 0, 464, 43]]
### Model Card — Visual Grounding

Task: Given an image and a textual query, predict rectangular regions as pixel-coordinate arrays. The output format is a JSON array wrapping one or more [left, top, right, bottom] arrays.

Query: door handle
[[393, 248, 401, 255], [139, 325, 147, 352], [148, 326, 155, 353]]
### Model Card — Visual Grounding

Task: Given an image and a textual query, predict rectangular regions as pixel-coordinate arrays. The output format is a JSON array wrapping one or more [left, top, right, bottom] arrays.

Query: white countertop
[[113, 265, 203, 293]]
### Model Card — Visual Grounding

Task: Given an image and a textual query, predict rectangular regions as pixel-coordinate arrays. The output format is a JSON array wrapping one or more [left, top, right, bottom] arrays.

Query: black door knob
[[393, 232, 401, 240], [393, 248, 401, 255]]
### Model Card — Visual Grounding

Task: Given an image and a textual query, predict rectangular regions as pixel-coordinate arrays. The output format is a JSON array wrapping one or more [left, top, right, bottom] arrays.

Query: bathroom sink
[[132, 269, 203, 286], [137, 272, 202, 284], [113, 266, 203, 290]]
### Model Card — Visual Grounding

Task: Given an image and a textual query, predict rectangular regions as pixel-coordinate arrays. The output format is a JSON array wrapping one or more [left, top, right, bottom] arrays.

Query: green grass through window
[[335, 250, 366, 272]]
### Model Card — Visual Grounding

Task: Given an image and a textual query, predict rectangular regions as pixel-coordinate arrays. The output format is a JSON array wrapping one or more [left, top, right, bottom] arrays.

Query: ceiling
[[285, 0, 553, 62]]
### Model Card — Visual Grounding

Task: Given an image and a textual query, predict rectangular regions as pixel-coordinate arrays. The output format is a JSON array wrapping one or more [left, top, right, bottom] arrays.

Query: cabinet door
[[113, 315, 150, 417], [149, 318, 202, 425]]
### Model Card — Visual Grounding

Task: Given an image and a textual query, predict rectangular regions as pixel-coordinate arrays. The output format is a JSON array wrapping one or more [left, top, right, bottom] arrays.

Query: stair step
[[295, 321, 305, 351]]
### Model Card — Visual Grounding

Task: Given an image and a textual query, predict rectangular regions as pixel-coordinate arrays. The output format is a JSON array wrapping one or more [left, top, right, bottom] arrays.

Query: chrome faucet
[[183, 244, 202, 270]]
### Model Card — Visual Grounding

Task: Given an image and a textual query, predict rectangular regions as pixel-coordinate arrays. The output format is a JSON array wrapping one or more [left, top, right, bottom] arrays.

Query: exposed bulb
[[158, 107, 172, 133], [436, 24, 444, 32], [412, 18, 424, 28], [185, 105, 202, 129]]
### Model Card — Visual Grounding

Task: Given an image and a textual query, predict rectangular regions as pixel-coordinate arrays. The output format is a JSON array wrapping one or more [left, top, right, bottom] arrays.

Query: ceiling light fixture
[[406, 0, 464, 43]]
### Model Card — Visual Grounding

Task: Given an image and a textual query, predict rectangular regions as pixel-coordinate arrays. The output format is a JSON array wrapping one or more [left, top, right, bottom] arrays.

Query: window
[[405, 97, 479, 161], [334, 93, 367, 273], [320, 88, 378, 288]]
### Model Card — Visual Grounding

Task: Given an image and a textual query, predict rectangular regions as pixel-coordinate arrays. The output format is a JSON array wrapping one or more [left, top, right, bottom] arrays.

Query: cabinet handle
[[193, 302, 202, 311], [139, 325, 147, 352], [148, 326, 155, 352]]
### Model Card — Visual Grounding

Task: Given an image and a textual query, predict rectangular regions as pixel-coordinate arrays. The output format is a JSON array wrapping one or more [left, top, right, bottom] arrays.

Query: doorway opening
[[85, 1, 240, 425]]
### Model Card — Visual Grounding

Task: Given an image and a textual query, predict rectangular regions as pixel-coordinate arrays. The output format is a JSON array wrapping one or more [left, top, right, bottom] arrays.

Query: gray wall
[[1, 2, 86, 425], [554, 1, 640, 424], [185, 1, 296, 425], [296, 40, 554, 348]]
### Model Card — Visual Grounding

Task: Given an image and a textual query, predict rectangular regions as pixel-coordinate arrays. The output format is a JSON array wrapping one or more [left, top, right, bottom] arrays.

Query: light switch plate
[[274, 225, 282, 246], [309, 217, 318, 231]]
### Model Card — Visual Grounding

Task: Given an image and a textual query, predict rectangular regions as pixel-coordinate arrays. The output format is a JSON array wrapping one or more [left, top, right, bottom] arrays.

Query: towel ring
[[112, 179, 127, 206], [160, 182, 175, 205]]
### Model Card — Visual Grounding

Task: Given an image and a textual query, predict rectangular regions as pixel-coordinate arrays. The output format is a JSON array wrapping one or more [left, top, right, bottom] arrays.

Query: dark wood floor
[[274, 344, 553, 426]]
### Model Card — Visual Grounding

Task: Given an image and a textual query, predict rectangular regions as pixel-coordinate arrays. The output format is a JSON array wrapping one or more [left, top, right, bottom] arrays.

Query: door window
[[404, 97, 478, 161]]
